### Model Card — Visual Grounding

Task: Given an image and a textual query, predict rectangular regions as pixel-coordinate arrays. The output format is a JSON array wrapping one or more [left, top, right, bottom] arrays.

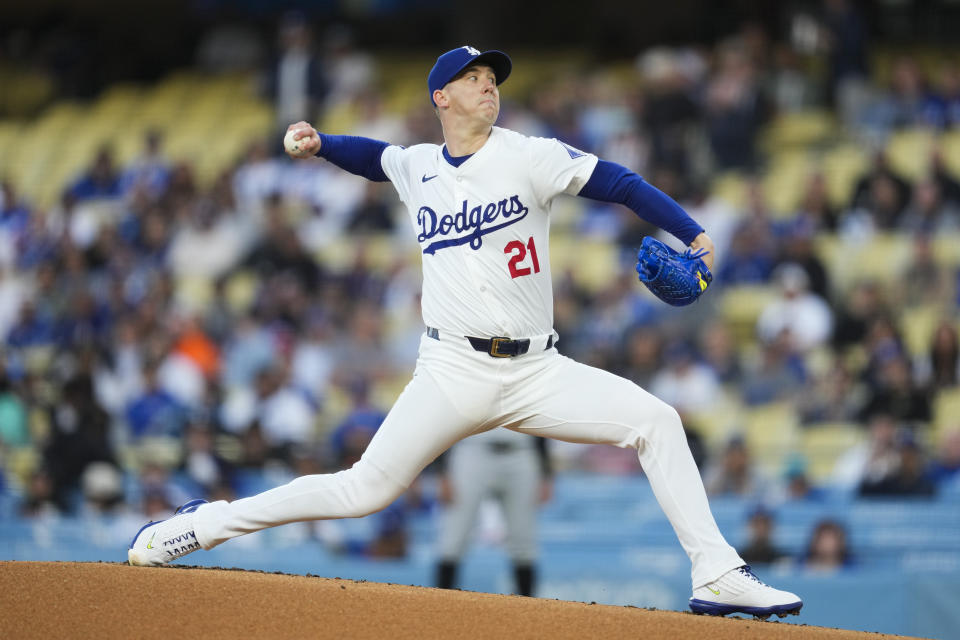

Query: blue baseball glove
[[635, 236, 713, 306]]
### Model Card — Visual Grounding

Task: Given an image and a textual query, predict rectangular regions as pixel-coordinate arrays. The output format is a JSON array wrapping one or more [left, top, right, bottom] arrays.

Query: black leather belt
[[427, 327, 554, 358]]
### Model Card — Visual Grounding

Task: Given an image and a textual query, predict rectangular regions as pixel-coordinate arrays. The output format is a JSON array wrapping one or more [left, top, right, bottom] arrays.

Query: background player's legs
[[195, 367, 481, 550], [496, 448, 540, 596], [435, 443, 490, 589], [506, 353, 743, 588]]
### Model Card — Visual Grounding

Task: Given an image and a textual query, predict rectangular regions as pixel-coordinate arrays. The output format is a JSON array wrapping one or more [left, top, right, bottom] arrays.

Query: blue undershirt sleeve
[[315, 134, 390, 182], [578, 160, 704, 245]]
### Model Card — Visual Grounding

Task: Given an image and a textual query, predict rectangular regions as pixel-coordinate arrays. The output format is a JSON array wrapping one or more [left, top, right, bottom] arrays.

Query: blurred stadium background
[[2, 1, 960, 637]]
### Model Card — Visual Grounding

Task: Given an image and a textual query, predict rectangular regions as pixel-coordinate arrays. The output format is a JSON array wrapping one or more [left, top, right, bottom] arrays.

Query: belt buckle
[[489, 336, 513, 358]]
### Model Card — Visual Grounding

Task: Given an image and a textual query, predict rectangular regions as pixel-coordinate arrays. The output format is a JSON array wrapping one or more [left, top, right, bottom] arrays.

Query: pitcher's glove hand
[[635, 236, 713, 306]]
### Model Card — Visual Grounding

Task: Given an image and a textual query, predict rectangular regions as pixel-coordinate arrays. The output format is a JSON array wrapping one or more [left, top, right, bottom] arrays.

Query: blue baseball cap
[[428, 46, 512, 105]]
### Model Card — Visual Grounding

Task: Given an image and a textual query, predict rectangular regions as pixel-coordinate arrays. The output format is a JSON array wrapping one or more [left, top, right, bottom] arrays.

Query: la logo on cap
[[463, 46, 481, 56]]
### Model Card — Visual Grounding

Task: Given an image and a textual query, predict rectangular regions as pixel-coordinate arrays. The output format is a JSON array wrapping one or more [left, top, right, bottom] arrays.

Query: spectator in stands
[[0, 181, 31, 240], [328, 301, 397, 390], [43, 374, 117, 512], [861, 56, 934, 135], [847, 151, 912, 231], [636, 46, 702, 174], [899, 178, 960, 235], [320, 24, 374, 112], [704, 435, 764, 498], [858, 354, 931, 425], [19, 467, 58, 518], [329, 377, 387, 471], [119, 130, 171, 199], [831, 280, 889, 353], [859, 431, 935, 497], [780, 455, 827, 502], [181, 422, 234, 497], [929, 428, 960, 489], [898, 233, 951, 308], [717, 184, 777, 285], [831, 412, 901, 493], [167, 196, 251, 281], [801, 519, 853, 571], [649, 341, 721, 415], [756, 263, 833, 353], [79, 460, 126, 516], [702, 38, 771, 171], [741, 329, 806, 406], [697, 324, 742, 387], [797, 357, 866, 424], [0, 369, 28, 448], [740, 506, 790, 566], [774, 219, 831, 300], [69, 146, 122, 202], [791, 172, 839, 234], [125, 360, 187, 440], [819, 0, 870, 120], [916, 320, 960, 391], [616, 325, 663, 389], [264, 11, 327, 149], [254, 363, 317, 454], [243, 194, 323, 291], [345, 182, 396, 233]]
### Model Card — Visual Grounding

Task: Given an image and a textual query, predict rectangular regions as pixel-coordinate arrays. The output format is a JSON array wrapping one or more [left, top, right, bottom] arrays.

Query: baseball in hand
[[284, 129, 315, 157]]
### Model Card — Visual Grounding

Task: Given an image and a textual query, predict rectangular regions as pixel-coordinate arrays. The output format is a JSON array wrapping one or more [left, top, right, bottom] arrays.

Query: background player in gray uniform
[[129, 45, 803, 620], [435, 429, 552, 597]]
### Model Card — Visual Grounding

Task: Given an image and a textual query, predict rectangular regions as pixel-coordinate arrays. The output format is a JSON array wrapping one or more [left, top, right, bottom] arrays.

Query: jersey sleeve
[[380, 145, 412, 204], [527, 137, 600, 206]]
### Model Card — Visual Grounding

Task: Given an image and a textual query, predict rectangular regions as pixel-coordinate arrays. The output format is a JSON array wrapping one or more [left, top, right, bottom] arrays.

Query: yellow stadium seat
[[817, 232, 911, 294], [742, 401, 800, 475], [710, 171, 749, 210], [939, 129, 960, 180], [760, 110, 837, 151], [885, 127, 936, 182], [717, 285, 778, 345], [932, 231, 960, 268], [800, 422, 865, 483], [899, 303, 948, 358], [933, 387, 960, 442], [224, 270, 259, 314], [762, 151, 812, 217], [820, 143, 870, 208]]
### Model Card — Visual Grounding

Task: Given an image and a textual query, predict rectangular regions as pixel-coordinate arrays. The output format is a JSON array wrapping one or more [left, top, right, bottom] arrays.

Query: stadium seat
[[800, 422, 865, 483], [816, 232, 912, 294], [899, 303, 945, 358], [760, 109, 837, 151], [885, 127, 937, 182], [933, 387, 960, 442], [761, 151, 812, 217], [820, 143, 870, 208], [717, 285, 778, 345], [741, 401, 800, 475]]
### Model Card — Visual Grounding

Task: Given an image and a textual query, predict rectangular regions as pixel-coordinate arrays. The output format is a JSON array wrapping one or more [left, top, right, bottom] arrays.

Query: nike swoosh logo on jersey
[[417, 195, 529, 255], [422, 174, 438, 182]]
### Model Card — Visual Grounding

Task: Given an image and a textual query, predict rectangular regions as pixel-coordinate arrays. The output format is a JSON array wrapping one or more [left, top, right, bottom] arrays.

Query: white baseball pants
[[194, 333, 744, 588]]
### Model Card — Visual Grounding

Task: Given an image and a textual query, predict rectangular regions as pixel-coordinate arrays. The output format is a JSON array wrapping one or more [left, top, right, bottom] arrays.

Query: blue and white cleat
[[128, 499, 208, 566], [689, 565, 802, 620]]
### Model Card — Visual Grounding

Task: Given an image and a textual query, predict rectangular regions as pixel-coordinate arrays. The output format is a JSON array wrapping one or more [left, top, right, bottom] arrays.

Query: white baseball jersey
[[380, 126, 598, 338]]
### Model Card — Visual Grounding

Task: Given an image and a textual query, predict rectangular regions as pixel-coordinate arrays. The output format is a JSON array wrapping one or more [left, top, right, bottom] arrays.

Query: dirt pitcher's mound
[[0, 562, 916, 639]]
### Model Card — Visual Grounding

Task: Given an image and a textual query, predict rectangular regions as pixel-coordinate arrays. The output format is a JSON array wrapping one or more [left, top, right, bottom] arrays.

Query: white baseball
[[284, 129, 314, 157]]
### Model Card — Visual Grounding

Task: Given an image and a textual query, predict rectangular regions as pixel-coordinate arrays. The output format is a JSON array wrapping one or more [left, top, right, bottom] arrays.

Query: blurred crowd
[[1, 1, 960, 563]]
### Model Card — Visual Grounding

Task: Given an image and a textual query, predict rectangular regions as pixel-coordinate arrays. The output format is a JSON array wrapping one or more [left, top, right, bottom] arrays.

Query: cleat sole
[[689, 599, 804, 619]]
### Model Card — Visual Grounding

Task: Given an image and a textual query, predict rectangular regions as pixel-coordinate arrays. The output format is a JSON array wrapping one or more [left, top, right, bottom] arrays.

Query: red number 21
[[504, 236, 541, 279]]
